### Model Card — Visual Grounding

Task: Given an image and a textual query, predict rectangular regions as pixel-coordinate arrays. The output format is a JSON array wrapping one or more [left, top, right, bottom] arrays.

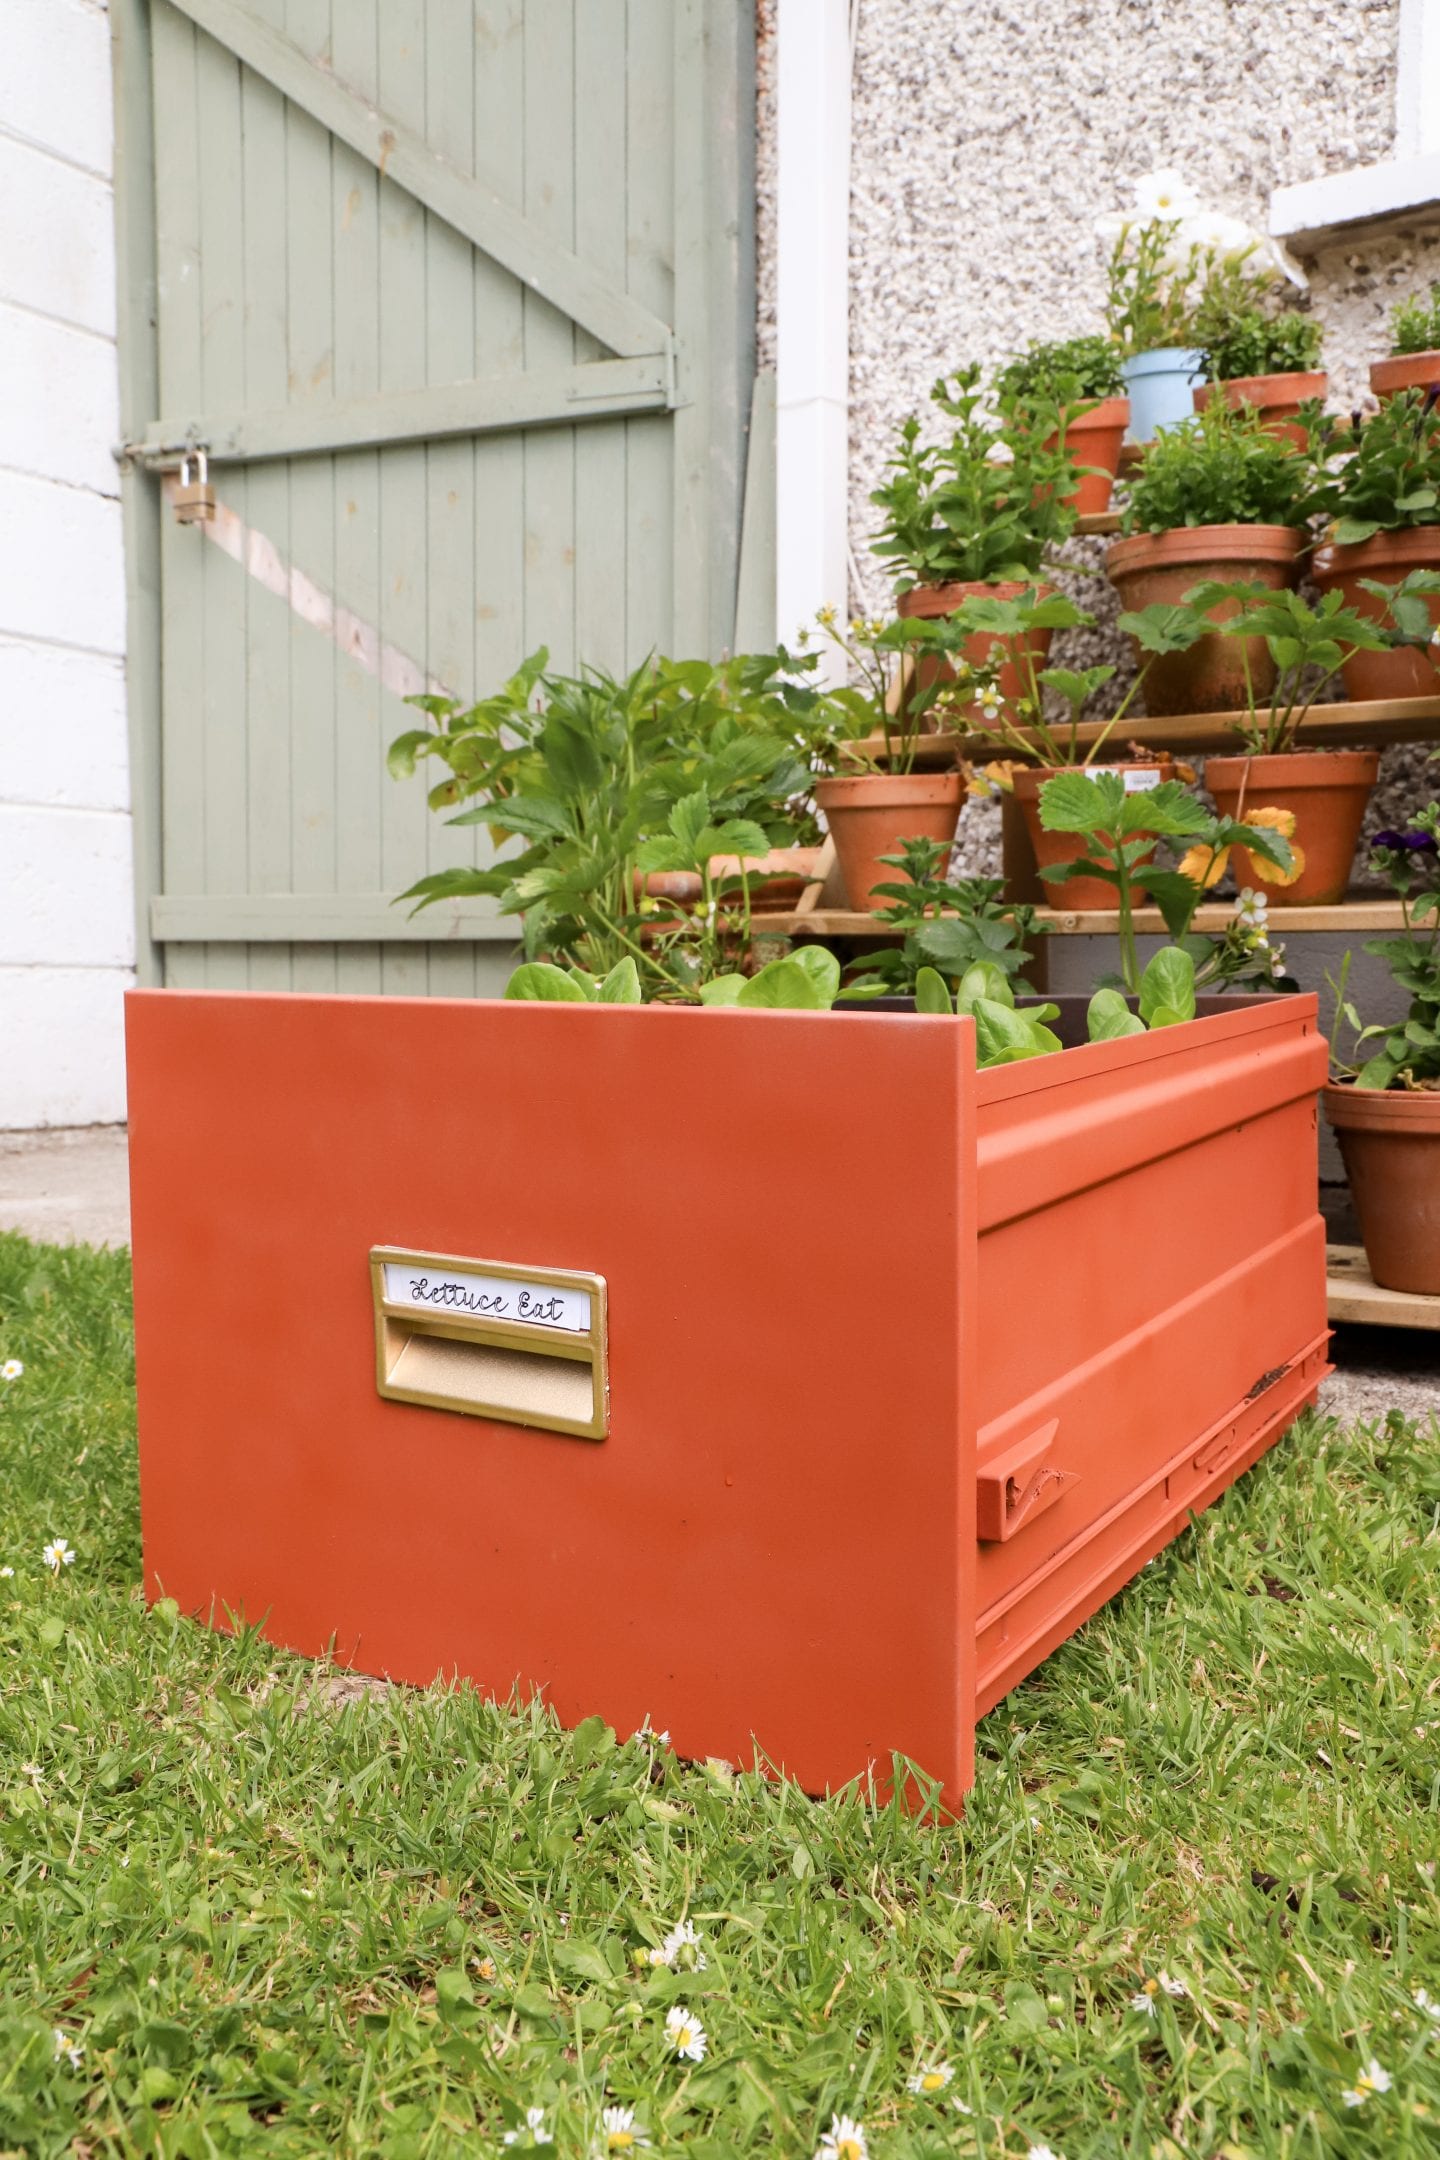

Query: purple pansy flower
[[1373, 828, 1438, 852]]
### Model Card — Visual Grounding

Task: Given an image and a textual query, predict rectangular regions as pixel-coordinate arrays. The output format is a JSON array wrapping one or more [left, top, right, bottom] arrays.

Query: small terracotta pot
[[1369, 350, 1440, 404], [1045, 398, 1131, 516], [1192, 372, 1327, 452], [897, 579, 1054, 713], [707, 847, 824, 911], [813, 773, 964, 913], [1324, 1080, 1440, 1294], [1106, 524, 1306, 715], [1011, 760, 1174, 912], [1203, 749, 1379, 907], [633, 871, 703, 908], [1311, 527, 1440, 700]]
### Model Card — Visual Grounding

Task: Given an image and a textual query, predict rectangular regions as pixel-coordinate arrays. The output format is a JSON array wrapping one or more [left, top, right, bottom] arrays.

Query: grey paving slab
[[0, 1126, 131, 1250]]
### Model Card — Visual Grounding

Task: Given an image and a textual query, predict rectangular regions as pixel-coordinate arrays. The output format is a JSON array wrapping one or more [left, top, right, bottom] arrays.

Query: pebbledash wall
[[756, 0, 1440, 876], [0, 0, 132, 1130]]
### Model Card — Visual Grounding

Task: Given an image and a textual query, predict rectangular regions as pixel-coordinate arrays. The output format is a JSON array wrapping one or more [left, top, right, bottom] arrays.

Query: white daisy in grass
[[42, 1538, 75, 1572], [2, 1359, 23, 1381], [1130, 1990, 1158, 2017], [598, 2105, 649, 2152], [814, 2116, 868, 2160], [906, 2060, 953, 2094], [1158, 1971, 1189, 1998], [651, 1918, 707, 1972], [663, 2004, 707, 2062], [1027, 2145, 1064, 2160], [1342, 2059, 1392, 2108], [52, 2028, 83, 2069], [1415, 1988, 1440, 2020], [0, 1567, 12, 1579], [502, 2107, 552, 2148]]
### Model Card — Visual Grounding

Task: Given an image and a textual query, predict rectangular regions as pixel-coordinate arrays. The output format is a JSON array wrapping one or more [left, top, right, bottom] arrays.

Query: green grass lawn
[[1, 1230, 1438, 2159]]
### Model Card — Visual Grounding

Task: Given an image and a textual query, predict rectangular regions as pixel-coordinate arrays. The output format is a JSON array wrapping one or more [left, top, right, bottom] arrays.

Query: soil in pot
[[1311, 528, 1440, 700], [1192, 373, 1327, 453], [1046, 398, 1130, 516], [1204, 749, 1380, 907], [1106, 524, 1305, 715], [813, 773, 964, 912], [1324, 1080, 1440, 1294], [1369, 350, 1440, 404], [897, 580, 1054, 715], [1011, 760, 1173, 912]]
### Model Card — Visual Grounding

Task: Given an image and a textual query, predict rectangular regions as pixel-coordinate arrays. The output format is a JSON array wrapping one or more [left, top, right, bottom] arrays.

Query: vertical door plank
[[150, 4, 207, 987], [472, 3, 526, 689], [331, 0, 385, 996], [194, 24, 250, 988], [285, 0, 339, 994], [669, 0, 710, 658], [623, 0, 674, 661], [573, 0, 628, 678], [239, 28, 293, 991], [376, 0, 431, 998], [521, 0, 577, 675]]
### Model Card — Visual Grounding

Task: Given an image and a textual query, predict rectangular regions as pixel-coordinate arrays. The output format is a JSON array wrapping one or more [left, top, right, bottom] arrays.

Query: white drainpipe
[[775, 0, 851, 683]]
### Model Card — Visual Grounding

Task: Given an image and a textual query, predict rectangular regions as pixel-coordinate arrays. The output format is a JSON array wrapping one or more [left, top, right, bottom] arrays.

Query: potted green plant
[[994, 334, 1130, 515], [1191, 303, 1327, 448], [1311, 392, 1440, 699], [832, 835, 1048, 1002], [868, 366, 1081, 706], [937, 584, 1209, 907], [1106, 398, 1324, 713], [1325, 798, 1440, 1293], [1370, 282, 1440, 404], [1182, 584, 1399, 905]]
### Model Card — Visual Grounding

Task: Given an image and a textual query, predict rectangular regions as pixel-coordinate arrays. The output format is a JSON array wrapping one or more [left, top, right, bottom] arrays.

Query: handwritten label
[[1091, 765, 1165, 794], [383, 1262, 591, 1334]]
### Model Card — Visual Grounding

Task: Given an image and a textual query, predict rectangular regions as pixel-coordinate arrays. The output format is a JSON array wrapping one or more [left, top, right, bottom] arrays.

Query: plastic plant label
[[382, 1261, 592, 1333], [1090, 765, 1165, 793]]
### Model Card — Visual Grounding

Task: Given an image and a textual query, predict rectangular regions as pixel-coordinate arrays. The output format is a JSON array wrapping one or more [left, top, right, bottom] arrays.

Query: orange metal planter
[[126, 990, 1328, 1813]]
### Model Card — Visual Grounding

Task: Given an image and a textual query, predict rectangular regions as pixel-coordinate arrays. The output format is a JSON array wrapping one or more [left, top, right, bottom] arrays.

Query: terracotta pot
[[1046, 397, 1131, 516], [634, 871, 702, 908], [897, 579, 1054, 714], [1369, 350, 1440, 404], [813, 773, 964, 912], [1192, 373, 1327, 452], [1204, 750, 1379, 907], [1106, 525, 1306, 715], [1311, 527, 1440, 700], [706, 847, 824, 911], [1324, 1080, 1440, 1294], [1012, 760, 1174, 912]]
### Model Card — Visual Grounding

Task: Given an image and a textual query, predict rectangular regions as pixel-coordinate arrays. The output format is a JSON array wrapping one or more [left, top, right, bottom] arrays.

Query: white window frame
[[1270, 0, 1440, 250]]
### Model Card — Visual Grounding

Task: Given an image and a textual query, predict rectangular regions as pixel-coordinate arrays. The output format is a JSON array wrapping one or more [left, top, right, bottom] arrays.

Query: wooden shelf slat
[[755, 898, 1405, 939], [845, 693, 1440, 765], [1327, 1243, 1440, 1330]]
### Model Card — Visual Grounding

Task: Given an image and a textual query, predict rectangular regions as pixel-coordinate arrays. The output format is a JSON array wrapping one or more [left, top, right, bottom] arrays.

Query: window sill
[[1270, 151, 1440, 254]]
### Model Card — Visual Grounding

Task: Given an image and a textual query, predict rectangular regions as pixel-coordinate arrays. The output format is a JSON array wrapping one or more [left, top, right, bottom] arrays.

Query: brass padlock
[[173, 449, 216, 525]]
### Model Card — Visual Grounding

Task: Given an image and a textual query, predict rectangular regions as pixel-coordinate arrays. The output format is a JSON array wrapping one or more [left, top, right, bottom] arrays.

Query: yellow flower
[[1176, 805, 1304, 890]]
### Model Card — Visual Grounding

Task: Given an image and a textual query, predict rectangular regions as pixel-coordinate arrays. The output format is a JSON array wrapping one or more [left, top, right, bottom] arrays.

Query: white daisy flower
[[814, 2116, 868, 2160], [906, 2061, 953, 2094], [663, 2004, 707, 2062], [0, 1567, 12, 1579], [1342, 2059, 1392, 2108], [653, 1918, 707, 1972], [1130, 1991, 1157, 2017], [1131, 168, 1199, 222], [2, 1359, 23, 1381], [1028, 2146, 1064, 2160], [598, 2104, 649, 2152], [1158, 1971, 1189, 1998], [1415, 1988, 1440, 2020], [952, 2097, 974, 2115], [52, 2028, 83, 2069], [1175, 208, 1261, 262], [42, 1538, 75, 1572], [502, 2106, 552, 2147]]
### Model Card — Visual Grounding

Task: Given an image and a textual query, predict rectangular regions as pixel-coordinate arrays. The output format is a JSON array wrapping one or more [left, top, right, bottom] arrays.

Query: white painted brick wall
[[0, 0, 133, 1132]]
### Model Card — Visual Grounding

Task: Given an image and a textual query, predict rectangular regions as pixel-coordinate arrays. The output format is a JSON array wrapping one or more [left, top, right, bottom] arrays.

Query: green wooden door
[[118, 0, 755, 993]]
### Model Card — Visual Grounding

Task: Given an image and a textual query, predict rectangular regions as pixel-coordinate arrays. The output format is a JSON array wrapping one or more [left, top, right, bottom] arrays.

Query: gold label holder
[[369, 1247, 609, 1440]]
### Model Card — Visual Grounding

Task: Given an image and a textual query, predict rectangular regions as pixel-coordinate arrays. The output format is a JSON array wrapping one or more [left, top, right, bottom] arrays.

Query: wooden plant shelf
[[756, 898, 1405, 941], [845, 694, 1440, 766], [1327, 1243, 1440, 1330]]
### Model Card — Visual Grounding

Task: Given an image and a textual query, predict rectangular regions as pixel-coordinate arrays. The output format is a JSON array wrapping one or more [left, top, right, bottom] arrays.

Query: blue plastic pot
[[1121, 348, 1206, 442]]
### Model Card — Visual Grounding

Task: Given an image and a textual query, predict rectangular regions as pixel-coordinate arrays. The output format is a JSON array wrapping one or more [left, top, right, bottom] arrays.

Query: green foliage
[[993, 334, 1126, 404], [698, 946, 842, 1011], [1180, 583, 1396, 754], [4, 1233, 1440, 2156], [868, 367, 1081, 590], [390, 650, 828, 998], [1101, 218, 1205, 355], [1122, 396, 1324, 535], [1389, 280, 1440, 357], [1331, 795, 1440, 1088], [837, 836, 1046, 1002], [1323, 390, 1440, 543], [505, 959, 642, 1005], [1195, 305, 1324, 382], [1086, 985, 1146, 1041]]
